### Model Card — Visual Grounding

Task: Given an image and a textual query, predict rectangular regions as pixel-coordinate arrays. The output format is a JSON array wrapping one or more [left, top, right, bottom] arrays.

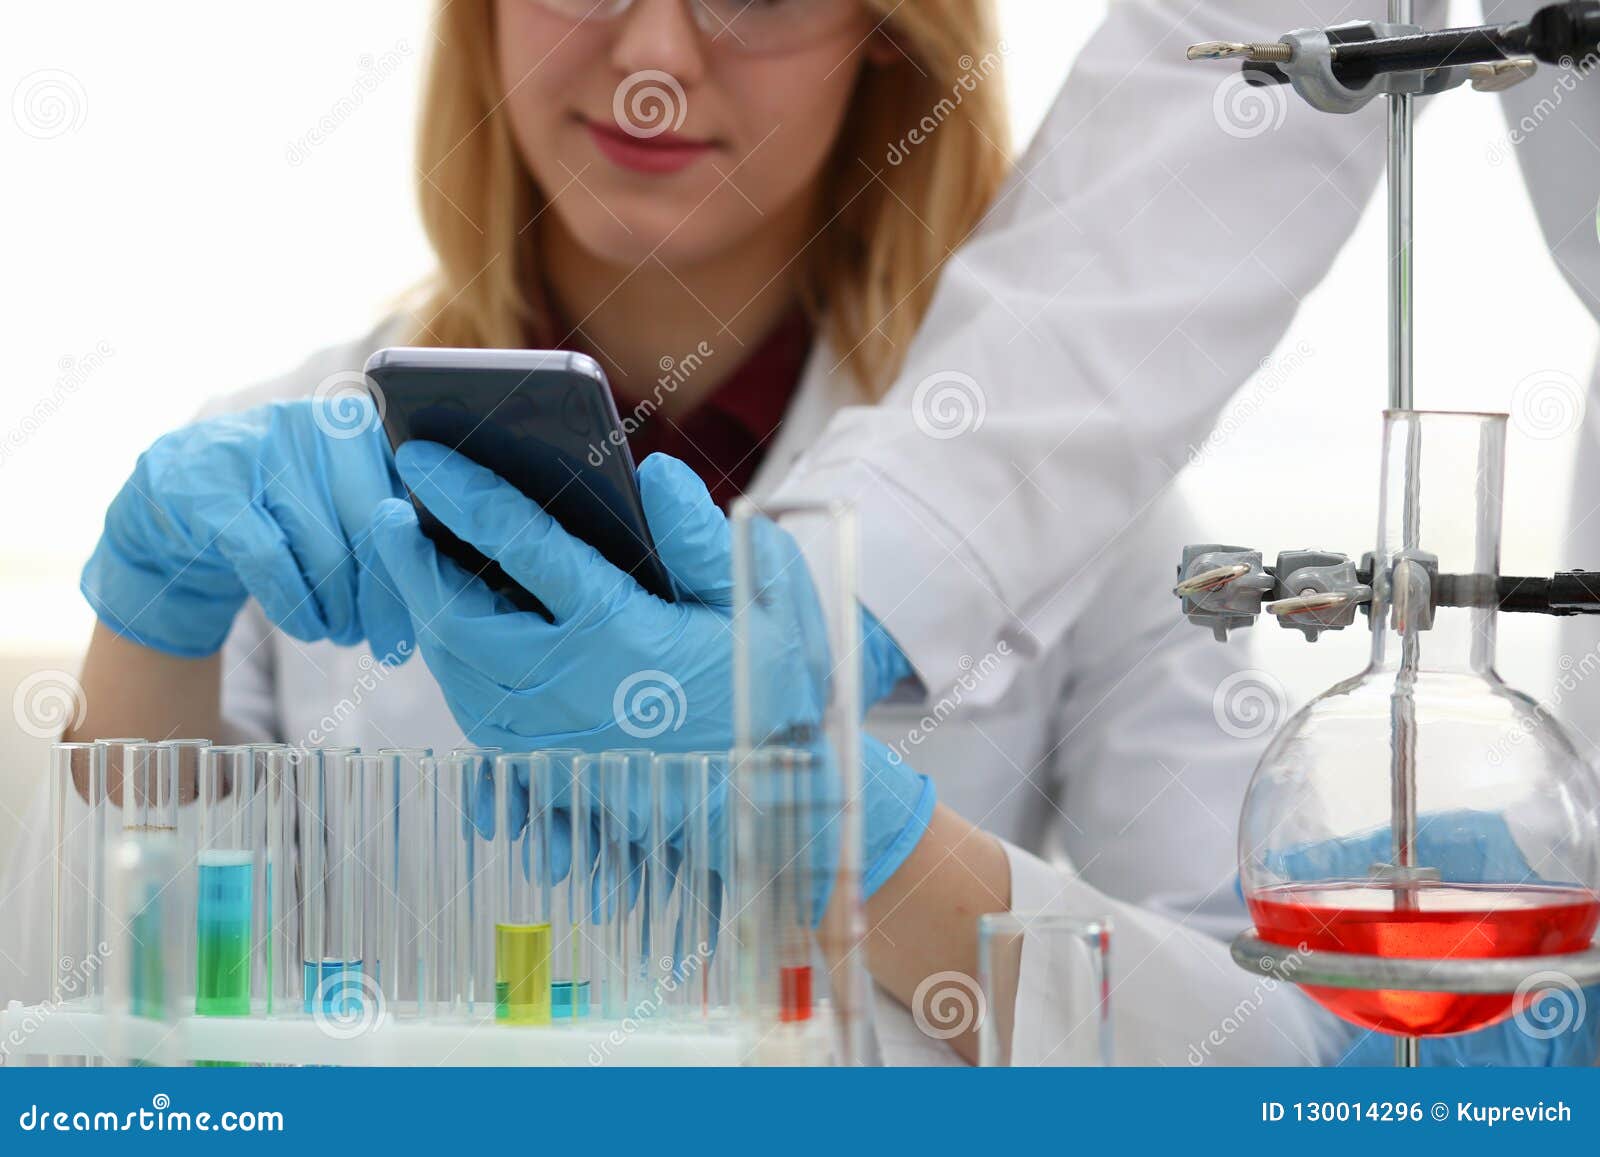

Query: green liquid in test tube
[[195, 850, 253, 1017]]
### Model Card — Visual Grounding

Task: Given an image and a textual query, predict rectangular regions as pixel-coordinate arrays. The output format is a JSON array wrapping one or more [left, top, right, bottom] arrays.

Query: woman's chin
[[561, 205, 751, 273]]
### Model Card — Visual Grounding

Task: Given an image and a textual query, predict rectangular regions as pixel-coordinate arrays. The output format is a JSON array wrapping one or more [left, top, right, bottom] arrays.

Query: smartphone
[[364, 347, 676, 618]]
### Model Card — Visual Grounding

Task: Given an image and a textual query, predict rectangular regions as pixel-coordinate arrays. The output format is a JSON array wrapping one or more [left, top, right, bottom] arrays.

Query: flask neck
[[1368, 605, 1497, 675], [1367, 411, 1505, 677]]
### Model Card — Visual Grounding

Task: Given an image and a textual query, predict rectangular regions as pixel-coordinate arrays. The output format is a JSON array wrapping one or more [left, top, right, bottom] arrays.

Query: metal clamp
[[1277, 23, 1475, 114], [1175, 545, 1275, 641], [1268, 550, 1373, 641]]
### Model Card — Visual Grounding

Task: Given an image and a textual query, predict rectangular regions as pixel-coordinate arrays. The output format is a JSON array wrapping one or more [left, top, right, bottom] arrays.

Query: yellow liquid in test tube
[[495, 923, 552, 1025]]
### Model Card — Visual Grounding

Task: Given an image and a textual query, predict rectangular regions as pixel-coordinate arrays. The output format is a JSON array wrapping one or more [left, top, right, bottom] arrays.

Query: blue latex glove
[[372, 445, 935, 904], [1273, 812, 1600, 1067], [81, 397, 412, 660], [371, 443, 907, 751]]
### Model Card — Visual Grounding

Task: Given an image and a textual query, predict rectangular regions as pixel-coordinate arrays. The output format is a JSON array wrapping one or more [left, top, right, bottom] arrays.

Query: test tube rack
[[35, 739, 842, 1067]]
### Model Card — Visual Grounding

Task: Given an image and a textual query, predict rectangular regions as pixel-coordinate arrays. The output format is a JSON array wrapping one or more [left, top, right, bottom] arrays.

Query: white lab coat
[[787, 0, 1600, 1064]]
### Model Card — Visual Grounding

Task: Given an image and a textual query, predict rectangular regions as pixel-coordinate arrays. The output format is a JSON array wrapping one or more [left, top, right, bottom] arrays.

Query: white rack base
[[2, 999, 760, 1066]]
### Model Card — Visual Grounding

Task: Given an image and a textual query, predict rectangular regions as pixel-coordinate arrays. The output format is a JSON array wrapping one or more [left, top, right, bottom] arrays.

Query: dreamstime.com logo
[[1211, 669, 1288, 741], [311, 969, 386, 1040], [302, 642, 412, 747], [613, 669, 688, 740], [588, 944, 709, 1065], [1, 339, 115, 470], [1513, 970, 1587, 1040], [17, 1095, 284, 1134], [1509, 368, 1585, 441], [1212, 71, 1288, 139], [912, 371, 986, 439], [911, 970, 986, 1041], [12, 69, 87, 140], [13, 668, 88, 740], [1188, 940, 1310, 1064], [1, 946, 108, 1062], [613, 70, 687, 139], [311, 371, 385, 440]]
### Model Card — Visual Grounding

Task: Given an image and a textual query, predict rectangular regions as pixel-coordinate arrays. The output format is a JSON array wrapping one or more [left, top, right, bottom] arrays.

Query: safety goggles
[[524, 0, 866, 57]]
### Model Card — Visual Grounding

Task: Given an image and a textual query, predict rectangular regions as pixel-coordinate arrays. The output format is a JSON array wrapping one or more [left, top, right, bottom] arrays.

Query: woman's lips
[[582, 118, 717, 176]]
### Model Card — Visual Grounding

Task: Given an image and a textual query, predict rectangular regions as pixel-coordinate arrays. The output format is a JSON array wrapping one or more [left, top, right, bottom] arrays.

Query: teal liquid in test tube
[[195, 849, 252, 1016]]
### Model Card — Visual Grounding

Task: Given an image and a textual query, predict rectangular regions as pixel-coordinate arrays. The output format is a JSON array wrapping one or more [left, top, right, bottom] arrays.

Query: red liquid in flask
[[1249, 881, 1600, 1035], [779, 965, 813, 1023]]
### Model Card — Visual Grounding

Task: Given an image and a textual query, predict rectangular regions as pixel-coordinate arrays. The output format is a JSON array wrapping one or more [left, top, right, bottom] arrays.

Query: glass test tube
[[573, 753, 608, 1017], [731, 501, 868, 1064], [977, 913, 1112, 1067], [597, 750, 652, 1020], [537, 749, 591, 1021], [196, 747, 261, 1018], [50, 742, 107, 1016], [441, 750, 492, 1017], [104, 834, 185, 1066], [650, 753, 717, 1020], [702, 751, 736, 1017], [159, 739, 209, 1002], [110, 742, 175, 836], [297, 747, 364, 1015], [100, 740, 173, 1018], [433, 747, 497, 1017], [257, 745, 295, 1017], [493, 754, 551, 1025], [372, 748, 434, 1018]]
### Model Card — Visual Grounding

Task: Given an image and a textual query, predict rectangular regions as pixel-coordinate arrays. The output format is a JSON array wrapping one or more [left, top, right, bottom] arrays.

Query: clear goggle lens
[[527, 0, 862, 56]]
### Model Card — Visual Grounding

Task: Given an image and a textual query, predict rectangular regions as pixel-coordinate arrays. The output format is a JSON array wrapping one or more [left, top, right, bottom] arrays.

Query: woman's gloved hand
[[369, 443, 908, 753], [373, 444, 935, 903], [81, 397, 413, 660]]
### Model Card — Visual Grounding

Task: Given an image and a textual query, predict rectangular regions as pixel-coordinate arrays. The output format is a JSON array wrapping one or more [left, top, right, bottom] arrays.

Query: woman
[[38, 0, 1314, 1061]]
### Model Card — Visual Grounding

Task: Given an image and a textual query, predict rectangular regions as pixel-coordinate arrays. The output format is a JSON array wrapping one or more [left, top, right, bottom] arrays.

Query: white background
[[3, 1, 1597, 865]]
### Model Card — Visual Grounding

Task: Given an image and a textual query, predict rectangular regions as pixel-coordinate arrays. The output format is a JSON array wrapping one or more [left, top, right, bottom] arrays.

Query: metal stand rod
[[1388, 0, 1419, 1072]]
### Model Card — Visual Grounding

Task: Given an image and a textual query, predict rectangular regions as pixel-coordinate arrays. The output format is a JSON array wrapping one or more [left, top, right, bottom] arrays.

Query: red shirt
[[609, 310, 812, 509]]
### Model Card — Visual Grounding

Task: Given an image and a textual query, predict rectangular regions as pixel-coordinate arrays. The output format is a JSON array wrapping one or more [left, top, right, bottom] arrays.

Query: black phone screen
[[367, 351, 676, 619]]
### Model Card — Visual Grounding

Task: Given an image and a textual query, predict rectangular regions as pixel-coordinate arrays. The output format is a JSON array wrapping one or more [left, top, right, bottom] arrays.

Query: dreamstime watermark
[[911, 970, 986, 1041], [587, 340, 714, 466], [17, 1094, 283, 1134], [1, 340, 115, 468], [587, 944, 709, 1065], [1485, 52, 1600, 167], [613, 669, 688, 740], [1187, 940, 1309, 1065], [12, 69, 87, 140], [310, 968, 386, 1040], [1509, 368, 1585, 441], [310, 370, 385, 440], [885, 642, 1012, 765], [1513, 970, 1587, 1040], [613, 70, 687, 139], [911, 370, 987, 440], [1, 945, 108, 1061], [1212, 669, 1288, 741], [1212, 71, 1288, 140], [13, 668, 88, 740], [1486, 640, 1600, 767], [285, 40, 411, 166], [885, 43, 1009, 166], [1188, 340, 1315, 466], [301, 642, 411, 747]]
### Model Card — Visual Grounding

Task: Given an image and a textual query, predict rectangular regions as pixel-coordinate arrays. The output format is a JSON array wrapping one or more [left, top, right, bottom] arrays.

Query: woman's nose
[[609, 0, 709, 91]]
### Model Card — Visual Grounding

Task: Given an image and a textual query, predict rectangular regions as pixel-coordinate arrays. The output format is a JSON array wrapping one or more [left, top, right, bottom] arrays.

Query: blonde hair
[[409, 0, 1011, 396]]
